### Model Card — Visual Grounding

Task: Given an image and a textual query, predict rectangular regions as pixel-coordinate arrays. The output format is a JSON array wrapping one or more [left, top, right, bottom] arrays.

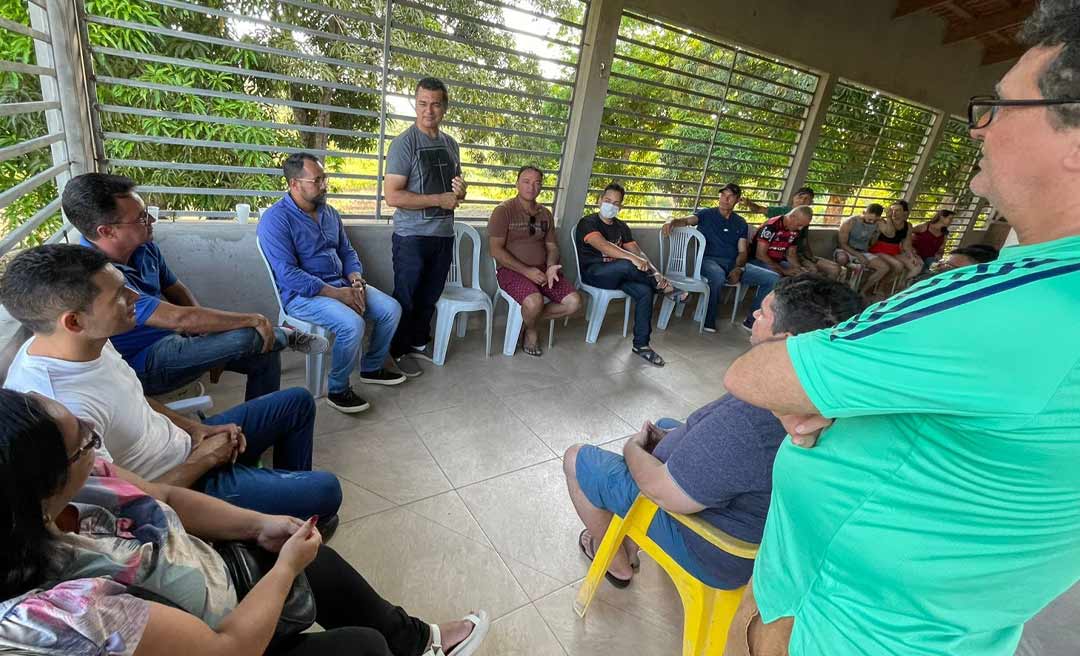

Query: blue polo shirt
[[80, 236, 176, 370], [255, 194, 364, 309], [693, 207, 748, 269]]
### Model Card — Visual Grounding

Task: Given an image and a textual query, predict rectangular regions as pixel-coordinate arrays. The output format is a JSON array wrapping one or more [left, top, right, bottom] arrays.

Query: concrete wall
[[623, 0, 1012, 116], [150, 221, 845, 319]]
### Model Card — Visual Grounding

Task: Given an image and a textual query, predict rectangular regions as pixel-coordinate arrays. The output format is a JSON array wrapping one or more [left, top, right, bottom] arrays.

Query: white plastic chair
[[254, 234, 331, 399], [491, 257, 555, 357], [657, 227, 712, 334], [433, 223, 492, 366], [571, 237, 630, 344]]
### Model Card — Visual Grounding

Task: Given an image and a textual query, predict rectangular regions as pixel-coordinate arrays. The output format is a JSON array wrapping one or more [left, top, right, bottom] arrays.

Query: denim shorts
[[575, 444, 725, 587]]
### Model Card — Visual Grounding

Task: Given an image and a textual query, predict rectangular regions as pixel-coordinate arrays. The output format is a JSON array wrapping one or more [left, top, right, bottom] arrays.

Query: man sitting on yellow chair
[[563, 274, 861, 588]]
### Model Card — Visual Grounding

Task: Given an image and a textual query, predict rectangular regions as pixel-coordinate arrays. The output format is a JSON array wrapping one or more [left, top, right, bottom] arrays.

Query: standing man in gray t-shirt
[[383, 77, 466, 377]]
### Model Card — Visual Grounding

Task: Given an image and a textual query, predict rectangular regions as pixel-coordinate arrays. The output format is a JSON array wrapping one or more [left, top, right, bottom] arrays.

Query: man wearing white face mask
[[574, 183, 687, 367]]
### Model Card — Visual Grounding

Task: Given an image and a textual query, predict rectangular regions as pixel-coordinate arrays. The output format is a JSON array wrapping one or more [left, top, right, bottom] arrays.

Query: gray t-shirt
[[385, 124, 461, 238], [652, 393, 787, 588]]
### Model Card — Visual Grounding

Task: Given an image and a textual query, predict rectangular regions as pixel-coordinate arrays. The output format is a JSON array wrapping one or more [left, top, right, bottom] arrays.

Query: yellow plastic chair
[[574, 495, 759, 656]]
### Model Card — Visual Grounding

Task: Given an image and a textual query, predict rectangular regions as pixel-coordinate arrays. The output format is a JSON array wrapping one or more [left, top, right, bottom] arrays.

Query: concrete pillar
[[28, 0, 96, 185], [782, 73, 835, 202], [903, 110, 946, 206], [553, 0, 625, 278]]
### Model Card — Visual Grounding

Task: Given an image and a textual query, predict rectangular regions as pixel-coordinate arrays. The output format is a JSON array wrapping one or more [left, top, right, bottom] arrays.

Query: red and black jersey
[[752, 216, 799, 262]]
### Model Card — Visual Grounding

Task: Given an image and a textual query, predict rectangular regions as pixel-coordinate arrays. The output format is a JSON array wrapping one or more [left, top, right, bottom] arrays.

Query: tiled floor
[[201, 309, 1077, 655]]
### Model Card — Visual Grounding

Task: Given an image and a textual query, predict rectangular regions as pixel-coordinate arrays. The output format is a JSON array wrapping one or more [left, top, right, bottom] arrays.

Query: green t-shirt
[[754, 234, 1080, 656]]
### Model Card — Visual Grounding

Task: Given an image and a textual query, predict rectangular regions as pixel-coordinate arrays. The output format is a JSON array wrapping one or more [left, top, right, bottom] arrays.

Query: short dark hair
[[416, 77, 449, 104], [517, 165, 543, 181], [891, 199, 910, 212], [61, 173, 137, 239], [933, 209, 956, 222], [283, 152, 321, 182], [866, 203, 885, 216], [952, 244, 1000, 264], [0, 245, 112, 334], [794, 186, 815, 197], [602, 182, 625, 201], [1019, 0, 1080, 129], [719, 182, 742, 198], [770, 274, 863, 336]]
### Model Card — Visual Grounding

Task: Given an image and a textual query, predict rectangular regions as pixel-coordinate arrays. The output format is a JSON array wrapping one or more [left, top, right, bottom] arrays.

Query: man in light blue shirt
[[258, 153, 406, 414]]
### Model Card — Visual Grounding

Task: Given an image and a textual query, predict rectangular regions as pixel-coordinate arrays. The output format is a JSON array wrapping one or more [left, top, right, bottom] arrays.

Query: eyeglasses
[[968, 95, 1080, 130], [106, 209, 153, 227], [68, 418, 102, 464], [295, 176, 329, 187], [527, 215, 549, 236]]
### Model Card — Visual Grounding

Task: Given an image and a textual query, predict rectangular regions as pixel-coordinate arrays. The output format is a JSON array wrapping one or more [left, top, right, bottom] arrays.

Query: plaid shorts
[[496, 267, 576, 304]]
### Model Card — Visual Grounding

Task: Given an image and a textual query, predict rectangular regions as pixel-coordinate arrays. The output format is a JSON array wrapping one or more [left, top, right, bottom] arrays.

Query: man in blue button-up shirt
[[61, 173, 328, 402], [258, 153, 406, 414]]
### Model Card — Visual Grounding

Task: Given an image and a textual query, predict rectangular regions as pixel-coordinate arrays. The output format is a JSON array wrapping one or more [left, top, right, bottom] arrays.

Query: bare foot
[[523, 327, 540, 351]]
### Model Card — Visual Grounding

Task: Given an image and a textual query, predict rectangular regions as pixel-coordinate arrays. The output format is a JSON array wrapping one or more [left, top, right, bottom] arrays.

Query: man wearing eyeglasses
[[258, 153, 407, 415], [63, 173, 328, 403], [487, 165, 582, 356], [717, 2, 1080, 655]]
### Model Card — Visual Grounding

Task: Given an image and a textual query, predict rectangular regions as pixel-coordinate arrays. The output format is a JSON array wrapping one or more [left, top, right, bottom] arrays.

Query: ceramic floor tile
[[333, 477, 395, 524], [475, 604, 567, 656], [503, 383, 635, 455], [390, 365, 492, 417], [502, 555, 566, 602], [409, 399, 555, 487], [460, 354, 571, 399], [403, 490, 491, 546], [594, 553, 685, 633], [534, 585, 680, 656], [313, 419, 451, 505], [330, 507, 528, 622], [459, 460, 589, 584], [314, 382, 405, 435]]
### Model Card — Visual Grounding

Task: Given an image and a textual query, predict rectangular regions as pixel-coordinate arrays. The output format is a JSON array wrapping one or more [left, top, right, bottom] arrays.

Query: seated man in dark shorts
[[563, 274, 862, 589], [488, 165, 582, 356]]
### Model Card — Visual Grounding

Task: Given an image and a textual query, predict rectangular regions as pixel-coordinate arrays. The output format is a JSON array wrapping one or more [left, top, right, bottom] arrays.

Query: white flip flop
[[425, 609, 490, 656]]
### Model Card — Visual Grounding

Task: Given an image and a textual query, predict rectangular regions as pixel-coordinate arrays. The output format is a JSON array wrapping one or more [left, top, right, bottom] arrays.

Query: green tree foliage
[[0, 0, 62, 245]]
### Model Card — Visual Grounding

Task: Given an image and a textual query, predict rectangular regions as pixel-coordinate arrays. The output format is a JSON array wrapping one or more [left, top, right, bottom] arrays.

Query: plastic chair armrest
[[668, 510, 760, 560], [165, 395, 214, 415]]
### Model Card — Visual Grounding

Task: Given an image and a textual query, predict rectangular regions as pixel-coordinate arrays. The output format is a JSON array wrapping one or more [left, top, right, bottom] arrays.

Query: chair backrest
[[254, 235, 287, 320], [661, 226, 706, 280], [447, 222, 482, 290]]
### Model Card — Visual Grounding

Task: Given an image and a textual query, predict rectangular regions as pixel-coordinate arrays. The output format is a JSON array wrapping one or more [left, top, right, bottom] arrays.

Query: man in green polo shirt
[[720, 3, 1080, 655]]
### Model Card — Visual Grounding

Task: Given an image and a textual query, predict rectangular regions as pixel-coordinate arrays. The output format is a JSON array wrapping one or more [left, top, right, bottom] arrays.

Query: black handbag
[[214, 542, 317, 639]]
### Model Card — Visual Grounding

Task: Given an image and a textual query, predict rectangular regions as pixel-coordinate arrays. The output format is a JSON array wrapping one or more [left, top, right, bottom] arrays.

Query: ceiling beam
[[943, 2, 1037, 44], [893, 0, 951, 18], [982, 43, 1026, 66]]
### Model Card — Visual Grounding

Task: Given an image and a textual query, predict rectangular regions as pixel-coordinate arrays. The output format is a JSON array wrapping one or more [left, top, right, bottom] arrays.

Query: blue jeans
[[390, 233, 454, 358], [286, 286, 402, 394], [700, 256, 735, 328], [742, 261, 782, 317], [197, 387, 342, 518], [574, 445, 728, 588], [136, 327, 287, 401], [582, 259, 656, 349]]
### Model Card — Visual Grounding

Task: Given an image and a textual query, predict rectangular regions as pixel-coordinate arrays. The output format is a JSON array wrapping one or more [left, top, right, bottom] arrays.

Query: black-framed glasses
[[107, 209, 153, 227], [968, 94, 1080, 130], [68, 418, 102, 464], [526, 215, 548, 236]]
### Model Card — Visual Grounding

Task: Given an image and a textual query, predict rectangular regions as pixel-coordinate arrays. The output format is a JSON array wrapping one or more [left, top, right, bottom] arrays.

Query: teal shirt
[[754, 235, 1080, 656]]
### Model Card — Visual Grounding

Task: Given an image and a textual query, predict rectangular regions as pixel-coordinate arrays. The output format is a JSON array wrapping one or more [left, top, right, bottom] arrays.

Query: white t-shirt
[[4, 338, 191, 480]]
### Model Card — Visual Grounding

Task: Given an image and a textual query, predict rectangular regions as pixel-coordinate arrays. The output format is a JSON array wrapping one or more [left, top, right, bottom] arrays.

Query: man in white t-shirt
[[1, 244, 342, 523]]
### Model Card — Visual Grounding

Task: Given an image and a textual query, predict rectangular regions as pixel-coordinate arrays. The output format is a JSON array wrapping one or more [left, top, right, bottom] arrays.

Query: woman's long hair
[[0, 390, 70, 600]]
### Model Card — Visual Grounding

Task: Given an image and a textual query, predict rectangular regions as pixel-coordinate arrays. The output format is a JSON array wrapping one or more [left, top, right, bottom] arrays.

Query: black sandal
[[632, 346, 665, 367], [578, 529, 632, 589]]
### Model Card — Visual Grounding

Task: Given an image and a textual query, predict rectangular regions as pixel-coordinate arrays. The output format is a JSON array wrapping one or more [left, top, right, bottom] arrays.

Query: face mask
[[599, 202, 619, 219]]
